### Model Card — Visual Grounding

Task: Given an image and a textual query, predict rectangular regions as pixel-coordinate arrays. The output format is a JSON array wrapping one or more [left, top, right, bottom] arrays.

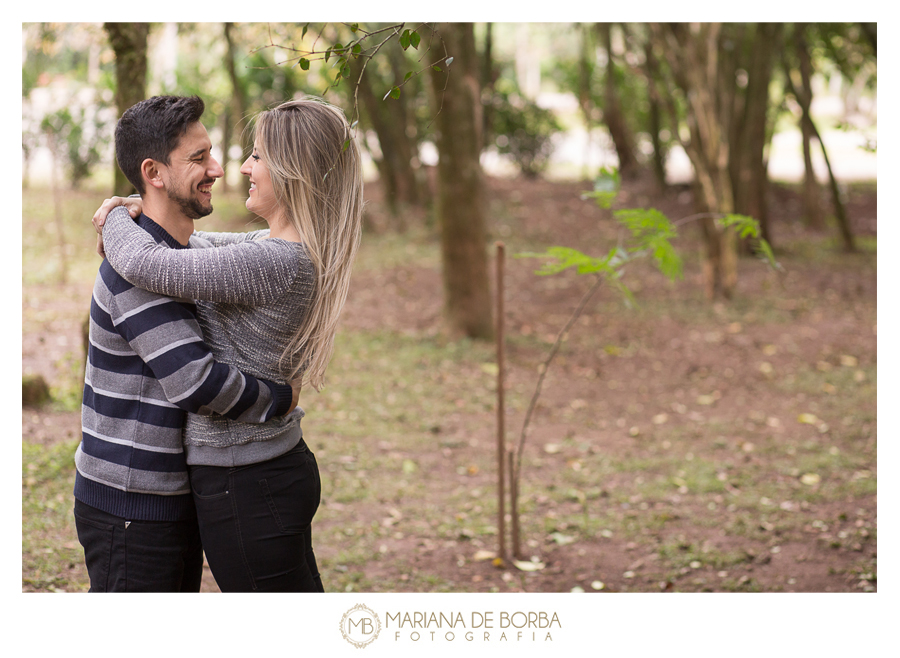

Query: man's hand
[[92, 196, 143, 257], [287, 379, 302, 415]]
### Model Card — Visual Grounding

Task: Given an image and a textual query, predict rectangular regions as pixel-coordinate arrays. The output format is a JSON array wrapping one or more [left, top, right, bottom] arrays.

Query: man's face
[[159, 121, 224, 220]]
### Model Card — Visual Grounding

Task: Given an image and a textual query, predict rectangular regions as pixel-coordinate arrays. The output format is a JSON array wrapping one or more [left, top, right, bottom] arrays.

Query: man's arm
[[103, 271, 297, 422]]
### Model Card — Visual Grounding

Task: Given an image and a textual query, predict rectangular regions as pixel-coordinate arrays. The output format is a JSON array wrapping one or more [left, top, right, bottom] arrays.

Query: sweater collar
[[137, 213, 191, 250]]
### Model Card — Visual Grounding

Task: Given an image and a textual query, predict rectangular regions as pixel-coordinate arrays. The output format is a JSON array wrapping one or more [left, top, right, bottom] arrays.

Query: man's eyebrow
[[187, 146, 210, 159]]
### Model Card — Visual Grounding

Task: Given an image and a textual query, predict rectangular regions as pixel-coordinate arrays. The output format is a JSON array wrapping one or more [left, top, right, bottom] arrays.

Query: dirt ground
[[22, 171, 876, 593]]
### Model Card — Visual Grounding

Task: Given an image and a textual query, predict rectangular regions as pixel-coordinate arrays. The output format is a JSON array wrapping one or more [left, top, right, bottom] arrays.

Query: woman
[[95, 97, 363, 592]]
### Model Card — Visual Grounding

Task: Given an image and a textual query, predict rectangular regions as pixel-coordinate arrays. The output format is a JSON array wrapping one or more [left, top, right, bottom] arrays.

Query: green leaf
[[400, 29, 410, 50], [299, 57, 310, 71], [302, 24, 308, 39], [342, 138, 351, 152], [404, 71, 413, 82], [755, 238, 781, 270], [719, 213, 760, 239], [352, 43, 362, 56], [410, 30, 421, 49], [390, 86, 401, 100], [518, 247, 609, 277], [432, 65, 443, 72], [350, 23, 359, 33]]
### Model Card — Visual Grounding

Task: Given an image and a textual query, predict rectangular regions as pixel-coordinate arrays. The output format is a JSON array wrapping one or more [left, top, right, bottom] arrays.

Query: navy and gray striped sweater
[[74, 214, 292, 521]]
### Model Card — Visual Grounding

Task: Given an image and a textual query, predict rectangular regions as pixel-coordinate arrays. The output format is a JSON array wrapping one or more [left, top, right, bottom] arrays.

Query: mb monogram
[[340, 604, 382, 648]]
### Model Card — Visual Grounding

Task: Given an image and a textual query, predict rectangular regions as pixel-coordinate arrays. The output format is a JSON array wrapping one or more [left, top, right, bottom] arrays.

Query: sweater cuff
[[269, 382, 294, 418]]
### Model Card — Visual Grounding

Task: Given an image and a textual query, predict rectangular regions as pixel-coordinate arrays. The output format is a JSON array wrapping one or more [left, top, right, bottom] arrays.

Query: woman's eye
[[251, 154, 260, 161]]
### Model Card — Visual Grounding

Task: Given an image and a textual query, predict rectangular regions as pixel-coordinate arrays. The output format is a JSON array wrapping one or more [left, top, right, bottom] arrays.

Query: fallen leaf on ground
[[549, 532, 576, 545], [800, 473, 821, 486], [513, 560, 546, 572], [473, 550, 497, 561]]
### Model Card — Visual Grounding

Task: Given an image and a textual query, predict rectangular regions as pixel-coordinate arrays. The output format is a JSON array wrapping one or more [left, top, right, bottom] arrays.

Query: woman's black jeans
[[188, 439, 324, 592]]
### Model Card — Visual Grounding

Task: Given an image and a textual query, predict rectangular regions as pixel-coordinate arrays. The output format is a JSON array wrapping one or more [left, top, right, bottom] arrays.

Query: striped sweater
[[74, 214, 293, 521]]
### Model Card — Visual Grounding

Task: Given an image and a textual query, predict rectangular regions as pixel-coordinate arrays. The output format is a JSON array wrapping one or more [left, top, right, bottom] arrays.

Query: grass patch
[[22, 438, 87, 592]]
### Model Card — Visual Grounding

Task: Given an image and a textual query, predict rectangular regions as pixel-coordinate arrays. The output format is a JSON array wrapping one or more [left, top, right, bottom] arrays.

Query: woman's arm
[[193, 228, 270, 247], [102, 206, 303, 305]]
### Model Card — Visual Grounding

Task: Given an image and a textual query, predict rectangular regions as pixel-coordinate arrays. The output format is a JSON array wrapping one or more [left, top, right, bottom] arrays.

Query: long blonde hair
[[253, 97, 363, 390]]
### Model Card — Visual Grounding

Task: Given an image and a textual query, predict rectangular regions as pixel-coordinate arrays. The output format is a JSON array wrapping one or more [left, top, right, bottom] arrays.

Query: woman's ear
[[141, 159, 165, 190]]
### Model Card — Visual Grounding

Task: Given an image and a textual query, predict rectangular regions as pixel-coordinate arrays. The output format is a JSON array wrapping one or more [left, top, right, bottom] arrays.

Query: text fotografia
[[386, 611, 561, 642]]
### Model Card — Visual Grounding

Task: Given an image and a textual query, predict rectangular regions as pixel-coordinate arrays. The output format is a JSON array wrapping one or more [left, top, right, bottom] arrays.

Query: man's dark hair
[[114, 95, 205, 194]]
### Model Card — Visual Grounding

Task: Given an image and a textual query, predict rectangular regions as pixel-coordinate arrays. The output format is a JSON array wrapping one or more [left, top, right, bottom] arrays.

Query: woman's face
[[240, 145, 280, 222]]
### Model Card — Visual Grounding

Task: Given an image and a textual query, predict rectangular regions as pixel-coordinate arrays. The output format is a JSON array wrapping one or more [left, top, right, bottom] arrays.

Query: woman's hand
[[287, 379, 302, 415], [92, 196, 143, 257]]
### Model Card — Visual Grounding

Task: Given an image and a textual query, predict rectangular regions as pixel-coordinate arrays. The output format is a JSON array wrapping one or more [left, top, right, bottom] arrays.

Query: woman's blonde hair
[[253, 97, 363, 390]]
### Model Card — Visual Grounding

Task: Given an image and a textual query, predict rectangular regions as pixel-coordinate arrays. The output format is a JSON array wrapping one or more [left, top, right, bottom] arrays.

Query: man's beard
[[167, 181, 214, 219]]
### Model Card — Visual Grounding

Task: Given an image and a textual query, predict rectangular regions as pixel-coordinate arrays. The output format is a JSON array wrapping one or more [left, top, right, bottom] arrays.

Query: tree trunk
[[806, 113, 856, 252], [642, 33, 667, 191], [655, 23, 739, 299], [349, 50, 423, 221], [730, 23, 780, 246], [481, 22, 495, 151], [597, 23, 638, 179], [223, 22, 249, 194], [104, 22, 150, 197], [430, 22, 493, 339], [790, 24, 824, 230], [783, 30, 855, 251]]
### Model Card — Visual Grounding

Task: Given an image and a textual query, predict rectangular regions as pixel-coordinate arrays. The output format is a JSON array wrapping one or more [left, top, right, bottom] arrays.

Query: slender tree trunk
[[577, 23, 595, 180], [481, 22, 495, 151], [783, 33, 855, 251], [794, 25, 825, 230], [430, 22, 493, 339], [222, 22, 248, 194], [44, 129, 68, 284], [597, 23, 638, 179], [807, 115, 856, 252], [104, 22, 150, 197]]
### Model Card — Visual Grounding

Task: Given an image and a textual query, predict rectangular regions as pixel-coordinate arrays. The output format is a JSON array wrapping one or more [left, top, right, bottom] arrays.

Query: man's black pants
[[74, 499, 203, 592]]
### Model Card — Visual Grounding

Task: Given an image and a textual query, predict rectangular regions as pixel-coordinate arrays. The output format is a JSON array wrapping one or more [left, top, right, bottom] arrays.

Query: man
[[74, 95, 297, 592]]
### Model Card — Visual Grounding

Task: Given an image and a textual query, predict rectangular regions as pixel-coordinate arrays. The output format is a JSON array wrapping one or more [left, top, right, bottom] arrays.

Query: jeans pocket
[[258, 455, 320, 534], [189, 465, 231, 500]]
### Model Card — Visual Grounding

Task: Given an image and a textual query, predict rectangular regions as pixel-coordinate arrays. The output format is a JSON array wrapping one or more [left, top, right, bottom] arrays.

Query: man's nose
[[209, 157, 225, 179]]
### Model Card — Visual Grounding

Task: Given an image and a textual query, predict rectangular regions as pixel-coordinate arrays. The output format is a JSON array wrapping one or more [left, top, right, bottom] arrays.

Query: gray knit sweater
[[102, 206, 316, 467]]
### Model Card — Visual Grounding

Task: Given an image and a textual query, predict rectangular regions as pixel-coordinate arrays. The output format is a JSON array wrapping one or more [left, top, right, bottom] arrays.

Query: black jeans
[[188, 440, 324, 592], [73, 499, 203, 592]]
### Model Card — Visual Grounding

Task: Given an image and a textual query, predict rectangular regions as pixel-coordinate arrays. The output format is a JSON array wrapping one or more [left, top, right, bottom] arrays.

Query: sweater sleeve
[[193, 228, 270, 247], [102, 206, 300, 305], [108, 282, 293, 422]]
